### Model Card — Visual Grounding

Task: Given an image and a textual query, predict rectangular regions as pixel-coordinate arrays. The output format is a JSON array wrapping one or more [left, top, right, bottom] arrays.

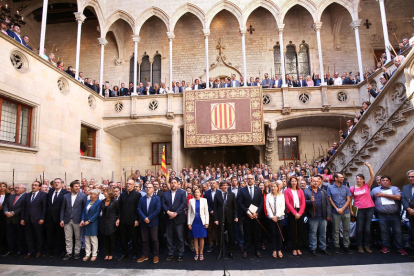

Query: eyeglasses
[[146, 187, 153, 189], [408, 176, 414, 178]]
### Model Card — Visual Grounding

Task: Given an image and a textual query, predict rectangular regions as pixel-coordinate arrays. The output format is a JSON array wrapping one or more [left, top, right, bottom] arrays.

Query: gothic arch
[[135, 6, 170, 36], [102, 9, 135, 37], [280, 0, 318, 23], [170, 3, 206, 32], [206, 0, 243, 29], [78, 0, 105, 32], [318, 0, 358, 22], [242, 0, 281, 26]]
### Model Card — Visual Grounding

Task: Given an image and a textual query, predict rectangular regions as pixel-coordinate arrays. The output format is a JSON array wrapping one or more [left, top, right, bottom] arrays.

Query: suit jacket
[[294, 80, 308, 87], [154, 190, 165, 220], [119, 190, 141, 225], [304, 187, 332, 219], [143, 87, 155, 95], [21, 191, 47, 224], [220, 83, 231, 88], [60, 192, 87, 224], [230, 80, 240, 87], [92, 85, 100, 94], [162, 189, 186, 225], [3, 193, 23, 224], [214, 191, 238, 223], [402, 184, 414, 211], [9, 32, 27, 46], [99, 199, 119, 235], [284, 188, 306, 216], [237, 186, 264, 218], [120, 87, 130, 96], [341, 126, 354, 139], [272, 79, 283, 88], [261, 79, 272, 88], [82, 199, 101, 236], [204, 189, 222, 213], [207, 82, 215, 89], [188, 198, 209, 225], [192, 84, 204, 90], [46, 188, 69, 223], [137, 194, 161, 228], [286, 79, 293, 87]]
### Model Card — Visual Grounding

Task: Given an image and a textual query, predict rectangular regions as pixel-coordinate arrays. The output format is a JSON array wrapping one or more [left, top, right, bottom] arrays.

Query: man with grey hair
[[2, 184, 26, 257], [402, 170, 414, 257], [60, 180, 87, 260]]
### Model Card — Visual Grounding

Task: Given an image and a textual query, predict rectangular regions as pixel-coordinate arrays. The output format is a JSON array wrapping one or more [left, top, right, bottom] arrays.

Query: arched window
[[285, 44, 297, 78], [129, 54, 139, 85], [298, 43, 310, 77], [140, 55, 150, 87], [152, 53, 161, 86], [273, 44, 282, 76]]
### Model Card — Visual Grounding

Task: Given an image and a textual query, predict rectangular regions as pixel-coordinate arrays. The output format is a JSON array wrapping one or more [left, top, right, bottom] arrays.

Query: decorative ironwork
[[363, 19, 372, 29], [140, 55, 150, 86], [337, 91, 348, 102], [57, 77, 69, 95], [152, 53, 161, 86], [298, 42, 310, 77], [263, 94, 271, 105], [148, 100, 158, 111], [298, 93, 310, 104], [114, 102, 123, 113]]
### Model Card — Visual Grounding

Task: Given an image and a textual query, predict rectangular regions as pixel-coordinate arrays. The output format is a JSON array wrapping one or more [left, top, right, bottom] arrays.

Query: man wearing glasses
[[237, 174, 264, 259], [402, 170, 414, 258], [21, 181, 47, 259]]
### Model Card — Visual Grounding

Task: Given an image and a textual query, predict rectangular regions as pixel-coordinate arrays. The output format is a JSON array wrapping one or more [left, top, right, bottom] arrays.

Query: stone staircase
[[327, 43, 414, 186]]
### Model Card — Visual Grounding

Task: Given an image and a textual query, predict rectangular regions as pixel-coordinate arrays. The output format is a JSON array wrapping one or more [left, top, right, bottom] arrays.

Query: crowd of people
[[0, 162, 413, 265], [2, 18, 411, 98]]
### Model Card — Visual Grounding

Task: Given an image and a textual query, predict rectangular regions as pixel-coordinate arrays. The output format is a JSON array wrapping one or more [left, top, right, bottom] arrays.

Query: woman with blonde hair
[[82, 189, 101, 261], [266, 180, 285, 258], [306, 75, 314, 87], [188, 188, 209, 261]]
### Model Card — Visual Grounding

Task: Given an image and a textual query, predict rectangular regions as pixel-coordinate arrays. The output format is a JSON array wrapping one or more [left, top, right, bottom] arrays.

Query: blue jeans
[[308, 217, 327, 250], [378, 213, 403, 249], [401, 220, 412, 243], [356, 207, 374, 247]]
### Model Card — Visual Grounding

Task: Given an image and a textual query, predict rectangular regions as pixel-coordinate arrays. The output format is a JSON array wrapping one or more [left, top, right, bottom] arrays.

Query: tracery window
[[152, 54, 162, 86], [140, 55, 151, 87], [285, 45, 297, 78], [298, 43, 310, 77], [273, 44, 282, 76]]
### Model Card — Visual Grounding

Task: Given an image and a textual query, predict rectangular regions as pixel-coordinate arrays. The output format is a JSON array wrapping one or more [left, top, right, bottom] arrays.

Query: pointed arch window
[[298, 42, 310, 77], [152, 53, 162, 86], [273, 44, 282, 76], [140, 55, 150, 87], [285, 44, 297, 78]]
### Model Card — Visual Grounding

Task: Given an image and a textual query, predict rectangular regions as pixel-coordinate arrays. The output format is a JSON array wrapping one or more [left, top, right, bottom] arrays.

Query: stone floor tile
[[284, 267, 327, 275], [322, 266, 361, 275]]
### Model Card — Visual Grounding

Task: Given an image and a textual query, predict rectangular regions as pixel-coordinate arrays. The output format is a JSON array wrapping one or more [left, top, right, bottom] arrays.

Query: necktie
[[13, 195, 19, 206], [249, 187, 253, 200], [52, 191, 58, 204], [31, 193, 35, 202], [274, 197, 277, 216], [224, 192, 227, 205]]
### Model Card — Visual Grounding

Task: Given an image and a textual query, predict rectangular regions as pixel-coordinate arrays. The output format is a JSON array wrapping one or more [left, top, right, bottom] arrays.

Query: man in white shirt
[[333, 73, 342, 86], [192, 79, 203, 90]]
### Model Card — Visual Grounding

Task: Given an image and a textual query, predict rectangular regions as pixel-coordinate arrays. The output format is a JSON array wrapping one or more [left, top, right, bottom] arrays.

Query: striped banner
[[161, 145, 167, 176], [211, 103, 236, 130]]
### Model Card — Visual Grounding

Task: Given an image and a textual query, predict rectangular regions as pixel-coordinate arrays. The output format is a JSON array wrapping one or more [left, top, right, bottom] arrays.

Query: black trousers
[[142, 226, 159, 257], [46, 218, 65, 254], [0, 215, 7, 250], [103, 232, 116, 256], [6, 223, 25, 253], [119, 224, 139, 255], [218, 221, 234, 253], [25, 220, 44, 254], [287, 211, 305, 250], [269, 219, 283, 251], [243, 216, 261, 252], [158, 215, 165, 248]]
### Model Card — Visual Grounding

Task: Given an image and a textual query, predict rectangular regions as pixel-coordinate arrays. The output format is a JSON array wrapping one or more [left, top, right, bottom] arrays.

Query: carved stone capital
[[321, 105, 331, 112], [203, 28, 210, 38], [132, 35, 141, 43], [282, 107, 291, 115], [98, 38, 108, 46], [239, 26, 247, 35], [312, 22, 323, 31], [277, 24, 285, 34], [167, 32, 175, 40], [74, 12, 86, 24], [350, 19, 362, 30]]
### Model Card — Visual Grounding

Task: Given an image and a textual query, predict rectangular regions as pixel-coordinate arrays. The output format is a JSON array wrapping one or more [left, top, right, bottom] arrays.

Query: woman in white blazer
[[188, 188, 209, 261], [266, 180, 285, 259]]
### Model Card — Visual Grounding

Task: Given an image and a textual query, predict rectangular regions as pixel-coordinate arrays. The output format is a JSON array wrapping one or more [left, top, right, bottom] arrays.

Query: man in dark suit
[[60, 180, 87, 260], [120, 83, 130, 96], [144, 82, 156, 95], [214, 181, 238, 259], [230, 177, 243, 248], [45, 178, 69, 257], [2, 184, 26, 257], [261, 73, 272, 88], [192, 79, 204, 90], [162, 171, 186, 262], [118, 179, 141, 261], [339, 119, 354, 139], [21, 181, 47, 259], [92, 80, 100, 94], [272, 75, 283, 88], [402, 169, 414, 258], [294, 75, 308, 87], [207, 78, 215, 89], [153, 180, 165, 253], [205, 179, 220, 252], [220, 78, 231, 88], [237, 174, 264, 259], [9, 24, 27, 46], [137, 183, 161, 264]]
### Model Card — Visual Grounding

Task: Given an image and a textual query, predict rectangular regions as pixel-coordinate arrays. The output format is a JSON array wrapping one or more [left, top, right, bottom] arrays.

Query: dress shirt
[[52, 189, 62, 204], [146, 195, 152, 213], [71, 193, 78, 207], [31, 191, 39, 202], [231, 187, 239, 198], [171, 190, 176, 205], [0, 194, 4, 206], [211, 189, 216, 202], [292, 189, 300, 208]]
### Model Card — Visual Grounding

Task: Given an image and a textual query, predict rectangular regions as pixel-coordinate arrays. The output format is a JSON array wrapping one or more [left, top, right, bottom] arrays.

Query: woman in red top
[[284, 176, 306, 256]]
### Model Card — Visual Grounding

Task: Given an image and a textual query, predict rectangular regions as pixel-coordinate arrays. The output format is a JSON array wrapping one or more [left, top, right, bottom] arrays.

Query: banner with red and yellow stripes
[[161, 145, 167, 176]]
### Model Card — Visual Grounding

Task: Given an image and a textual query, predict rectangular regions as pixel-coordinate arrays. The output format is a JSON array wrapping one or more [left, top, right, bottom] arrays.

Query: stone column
[[265, 123, 276, 168], [150, 60, 153, 83], [278, 24, 286, 86], [132, 35, 140, 95], [98, 38, 107, 95], [171, 125, 180, 172], [74, 12, 86, 80], [351, 20, 365, 81], [312, 22, 325, 85], [203, 29, 210, 88], [240, 26, 247, 80], [378, 0, 391, 62], [167, 32, 175, 88], [38, 0, 48, 58]]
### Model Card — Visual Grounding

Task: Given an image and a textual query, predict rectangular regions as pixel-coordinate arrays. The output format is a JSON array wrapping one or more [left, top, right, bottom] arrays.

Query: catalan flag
[[161, 145, 167, 177]]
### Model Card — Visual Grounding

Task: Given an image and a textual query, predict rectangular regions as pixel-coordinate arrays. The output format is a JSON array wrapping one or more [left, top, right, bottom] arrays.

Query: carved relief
[[339, 152, 346, 166], [390, 83, 406, 105], [10, 50, 30, 73], [265, 127, 275, 165], [282, 107, 291, 115], [374, 106, 387, 126], [114, 58, 123, 66], [371, 34, 383, 45], [349, 140, 358, 156], [361, 124, 370, 141], [57, 77, 70, 95]]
